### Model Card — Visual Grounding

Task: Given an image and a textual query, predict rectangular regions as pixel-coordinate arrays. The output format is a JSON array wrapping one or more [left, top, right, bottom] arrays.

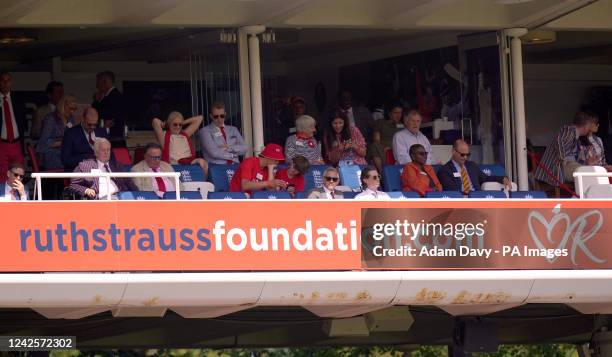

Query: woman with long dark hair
[[323, 113, 366, 166]]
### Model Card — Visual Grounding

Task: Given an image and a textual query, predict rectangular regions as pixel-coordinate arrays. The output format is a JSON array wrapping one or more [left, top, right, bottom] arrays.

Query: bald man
[[61, 107, 109, 172]]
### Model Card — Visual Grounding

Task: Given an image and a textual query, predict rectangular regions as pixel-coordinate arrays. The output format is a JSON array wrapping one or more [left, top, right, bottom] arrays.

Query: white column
[[245, 26, 266, 155], [237, 29, 253, 157], [506, 28, 529, 191]]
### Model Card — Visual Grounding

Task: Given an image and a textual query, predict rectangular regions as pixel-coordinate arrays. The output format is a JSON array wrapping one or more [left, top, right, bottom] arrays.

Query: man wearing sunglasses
[[61, 107, 109, 172], [131, 142, 182, 198], [307, 167, 344, 199], [438, 139, 510, 194], [0, 163, 28, 200], [199, 101, 246, 165]]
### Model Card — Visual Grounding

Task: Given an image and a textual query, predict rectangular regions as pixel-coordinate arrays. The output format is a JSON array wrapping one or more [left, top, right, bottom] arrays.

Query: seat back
[[112, 148, 132, 166], [172, 164, 206, 183], [382, 165, 404, 192], [510, 191, 548, 199], [425, 191, 463, 199], [304, 165, 329, 192], [207, 191, 248, 199], [575, 166, 608, 198], [342, 191, 359, 199], [387, 191, 420, 199], [209, 163, 239, 191], [162, 191, 203, 200], [118, 191, 159, 200], [479, 164, 505, 177], [585, 184, 612, 199], [251, 191, 292, 199], [294, 191, 307, 199], [338, 165, 363, 191], [468, 190, 507, 199], [384, 148, 396, 165], [183, 181, 215, 199], [133, 147, 146, 164]]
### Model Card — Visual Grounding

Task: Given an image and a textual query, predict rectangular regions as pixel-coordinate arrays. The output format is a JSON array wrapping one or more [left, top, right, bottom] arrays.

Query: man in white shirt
[[392, 109, 437, 165], [0, 163, 28, 201], [131, 143, 182, 198]]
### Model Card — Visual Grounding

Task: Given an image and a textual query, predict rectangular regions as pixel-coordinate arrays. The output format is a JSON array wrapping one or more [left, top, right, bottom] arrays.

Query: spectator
[[307, 167, 344, 199], [31, 81, 64, 140], [392, 109, 437, 165], [36, 94, 77, 170], [92, 71, 125, 140], [355, 166, 390, 200], [199, 101, 246, 164], [285, 115, 324, 164], [335, 89, 374, 141], [534, 111, 598, 186], [323, 113, 367, 166], [152, 111, 208, 178], [0, 163, 27, 200], [131, 143, 183, 198], [69, 138, 136, 200], [61, 107, 109, 172], [401, 144, 442, 197], [276, 96, 306, 145], [0, 71, 25, 183], [275, 155, 310, 198], [367, 102, 404, 173], [229, 143, 287, 196], [438, 139, 510, 194], [577, 114, 612, 170]]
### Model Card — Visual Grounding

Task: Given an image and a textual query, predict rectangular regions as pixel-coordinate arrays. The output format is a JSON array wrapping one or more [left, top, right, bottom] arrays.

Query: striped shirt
[[534, 125, 579, 185], [284, 134, 323, 164]]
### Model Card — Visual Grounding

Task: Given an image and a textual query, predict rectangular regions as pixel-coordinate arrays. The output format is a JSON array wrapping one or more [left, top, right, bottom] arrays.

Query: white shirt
[[97, 160, 118, 199], [2, 183, 25, 201], [0, 92, 19, 140], [323, 186, 336, 199], [355, 188, 391, 200], [148, 166, 175, 198], [392, 129, 437, 165]]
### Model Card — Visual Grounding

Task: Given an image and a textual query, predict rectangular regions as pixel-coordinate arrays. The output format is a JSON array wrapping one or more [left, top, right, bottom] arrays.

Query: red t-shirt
[[275, 168, 305, 192], [229, 157, 268, 194]]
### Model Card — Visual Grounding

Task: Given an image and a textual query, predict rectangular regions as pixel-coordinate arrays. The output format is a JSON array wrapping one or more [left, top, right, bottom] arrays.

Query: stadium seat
[[304, 165, 329, 192], [294, 191, 307, 199], [425, 191, 462, 199], [172, 164, 206, 182], [162, 191, 203, 200], [479, 164, 505, 177], [121, 164, 132, 172], [251, 191, 292, 199], [387, 191, 420, 199], [574, 166, 608, 198], [468, 190, 507, 199], [382, 165, 404, 192], [183, 181, 215, 199], [384, 148, 396, 165], [208, 163, 239, 191], [510, 191, 548, 199], [133, 147, 146, 164], [338, 165, 364, 191], [112, 148, 132, 166], [585, 184, 612, 199], [207, 191, 248, 199], [118, 191, 159, 200], [342, 191, 359, 199]]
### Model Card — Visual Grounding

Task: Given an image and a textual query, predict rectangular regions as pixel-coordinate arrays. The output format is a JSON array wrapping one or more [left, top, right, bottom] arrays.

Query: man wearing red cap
[[229, 143, 288, 196]]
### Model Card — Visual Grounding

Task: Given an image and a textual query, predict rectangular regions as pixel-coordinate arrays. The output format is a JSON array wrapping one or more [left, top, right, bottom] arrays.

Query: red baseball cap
[[259, 143, 285, 161]]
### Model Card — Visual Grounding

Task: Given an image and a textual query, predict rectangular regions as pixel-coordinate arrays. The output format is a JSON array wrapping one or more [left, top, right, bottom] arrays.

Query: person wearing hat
[[229, 143, 288, 196]]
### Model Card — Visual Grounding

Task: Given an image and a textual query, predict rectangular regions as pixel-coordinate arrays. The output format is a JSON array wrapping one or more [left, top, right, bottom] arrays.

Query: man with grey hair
[[307, 167, 344, 199], [284, 115, 324, 164], [69, 138, 136, 199]]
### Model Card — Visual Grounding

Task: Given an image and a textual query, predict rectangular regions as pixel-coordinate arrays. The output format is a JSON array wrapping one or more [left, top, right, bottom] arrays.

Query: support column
[[244, 25, 266, 156], [505, 28, 529, 191], [237, 28, 253, 157]]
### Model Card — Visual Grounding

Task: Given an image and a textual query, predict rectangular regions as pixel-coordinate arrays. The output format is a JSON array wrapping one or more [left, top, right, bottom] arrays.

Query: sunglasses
[[368, 175, 380, 180], [11, 171, 24, 179], [212, 114, 226, 119], [148, 155, 162, 160], [324, 176, 339, 182], [456, 151, 471, 158]]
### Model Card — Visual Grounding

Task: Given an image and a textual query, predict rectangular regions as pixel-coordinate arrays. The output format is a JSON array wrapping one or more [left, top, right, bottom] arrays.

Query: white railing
[[31, 172, 181, 201], [573, 171, 612, 198]]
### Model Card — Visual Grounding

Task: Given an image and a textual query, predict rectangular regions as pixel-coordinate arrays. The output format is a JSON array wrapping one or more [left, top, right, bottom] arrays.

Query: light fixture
[[521, 30, 556, 44], [0, 35, 36, 45]]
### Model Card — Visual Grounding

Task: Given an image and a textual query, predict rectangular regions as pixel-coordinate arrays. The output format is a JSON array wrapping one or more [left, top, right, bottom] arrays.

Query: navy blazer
[[0, 182, 29, 200], [0, 92, 26, 152], [437, 160, 504, 192], [61, 125, 109, 172], [92, 88, 125, 138]]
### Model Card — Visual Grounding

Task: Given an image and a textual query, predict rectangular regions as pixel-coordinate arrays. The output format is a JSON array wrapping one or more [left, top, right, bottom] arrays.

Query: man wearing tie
[[61, 107, 109, 172], [131, 142, 183, 198], [0, 163, 28, 201], [69, 138, 136, 199], [0, 72, 26, 183], [199, 101, 246, 164]]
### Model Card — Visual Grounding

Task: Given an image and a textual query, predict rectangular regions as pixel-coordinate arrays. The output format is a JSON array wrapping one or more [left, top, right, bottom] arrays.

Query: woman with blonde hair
[[36, 94, 78, 169]]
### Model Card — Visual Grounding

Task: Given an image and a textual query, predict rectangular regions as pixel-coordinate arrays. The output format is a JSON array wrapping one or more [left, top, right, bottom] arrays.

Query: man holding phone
[[274, 155, 310, 197]]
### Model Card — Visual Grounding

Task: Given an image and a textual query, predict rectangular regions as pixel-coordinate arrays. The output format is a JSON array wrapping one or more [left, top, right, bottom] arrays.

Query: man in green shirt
[[367, 102, 403, 173]]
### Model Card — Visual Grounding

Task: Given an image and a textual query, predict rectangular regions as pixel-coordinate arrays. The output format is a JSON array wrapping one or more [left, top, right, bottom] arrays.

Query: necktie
[[12, 189, 19, 201], [330, 191, 335, 199], [3, 96, 15, 141], [88, 132, 95, 146], [153, 168, 166, 192], [460, 165, 470, 193], [220, 127, 233, 164]]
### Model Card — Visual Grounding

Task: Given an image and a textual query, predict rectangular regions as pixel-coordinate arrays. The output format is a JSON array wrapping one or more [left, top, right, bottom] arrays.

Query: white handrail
[[572, 171, 612, 198], [31, 172, 181, 201]]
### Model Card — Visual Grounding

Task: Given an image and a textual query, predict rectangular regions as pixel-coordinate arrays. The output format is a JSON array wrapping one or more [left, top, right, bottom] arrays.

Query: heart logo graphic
[[528, 211, 571, 263]]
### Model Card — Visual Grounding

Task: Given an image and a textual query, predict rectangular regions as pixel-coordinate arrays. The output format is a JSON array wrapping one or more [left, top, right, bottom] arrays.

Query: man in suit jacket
[[61, 107, 109, 172], [92, 71, 125, 139], [0, 163, 28, 200], [199, 101, 246, 164], [307, 167, 344, 199], [0, 71, 26, 182], [69, 138, 136, 199], [333, 89, 374, 142], [131, 142, 183, 197], [438, 139, 510, 194]]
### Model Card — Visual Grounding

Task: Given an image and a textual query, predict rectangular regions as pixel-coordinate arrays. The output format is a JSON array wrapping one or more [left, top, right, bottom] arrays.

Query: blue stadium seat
[[510, 191, 548, 199], [294, 191, 307, 199], [207, 191, 248, 199], [468, 190, 507, 199], [121, 164, 133, 172], [431, 164, 441, 174], [172, 164, 206, 182], [425, 191, 463, 199], [338, 165, 364, 191], [382, 165, 404, 192], [387, 191, 420, 199], [304, 165, 329, 192], [342, 191, 359, 199], [479, 164, 505, 177], [252, 191, 292, 199], [163, 191, 203, 200], [208, 163, 239, 191], [118, 191, 159, 200]]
